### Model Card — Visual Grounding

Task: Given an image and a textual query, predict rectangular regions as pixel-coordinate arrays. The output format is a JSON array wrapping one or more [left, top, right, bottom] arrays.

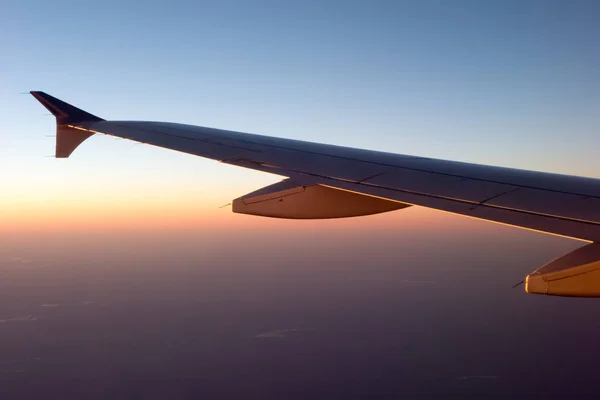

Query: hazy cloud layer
[[256, 329, 305, 338], [9, 256, 32, 264], [0, 315, 37, 323]]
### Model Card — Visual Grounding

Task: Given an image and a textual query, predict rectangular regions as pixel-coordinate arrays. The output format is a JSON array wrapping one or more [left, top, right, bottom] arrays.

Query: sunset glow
[[2, 1, 600, 396]]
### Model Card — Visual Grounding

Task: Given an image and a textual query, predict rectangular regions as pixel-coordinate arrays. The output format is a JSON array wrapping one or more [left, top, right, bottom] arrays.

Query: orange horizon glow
[[0, 198, 550, 238]]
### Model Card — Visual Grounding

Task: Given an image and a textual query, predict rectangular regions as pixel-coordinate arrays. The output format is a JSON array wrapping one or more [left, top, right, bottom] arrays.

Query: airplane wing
[[30, 91, 600, 297]]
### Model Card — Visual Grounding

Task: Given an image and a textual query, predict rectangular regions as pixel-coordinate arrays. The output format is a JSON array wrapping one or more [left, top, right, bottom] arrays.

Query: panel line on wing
[[319, 183, 593, 243], [77, 123, 264, 153], [71, 121, 600, 229], [243, 162, 600, 230], [113, 122, 600, 200], [478, 187, 521, 204]]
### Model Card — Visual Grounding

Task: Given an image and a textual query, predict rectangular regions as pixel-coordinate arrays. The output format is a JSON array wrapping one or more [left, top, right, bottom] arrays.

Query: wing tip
[[30, 91, 101, 157], [30, 91, 104, 124]]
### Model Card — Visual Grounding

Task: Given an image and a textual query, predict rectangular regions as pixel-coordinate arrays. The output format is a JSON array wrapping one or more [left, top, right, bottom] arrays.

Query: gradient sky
[[2, 0, 600, 231], [4, 3, 600, 397]]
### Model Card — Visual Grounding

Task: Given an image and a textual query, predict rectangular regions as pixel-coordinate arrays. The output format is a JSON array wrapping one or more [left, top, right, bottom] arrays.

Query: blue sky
[[2, 0, 600, 223]]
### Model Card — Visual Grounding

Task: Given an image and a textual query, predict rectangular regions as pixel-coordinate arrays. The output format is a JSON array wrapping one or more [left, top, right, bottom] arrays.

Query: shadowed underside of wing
[[31, 91, 600, 297]]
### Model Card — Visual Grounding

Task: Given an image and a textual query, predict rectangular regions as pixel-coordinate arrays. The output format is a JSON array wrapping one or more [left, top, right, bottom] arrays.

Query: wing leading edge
[[30, 91, 600, 297]]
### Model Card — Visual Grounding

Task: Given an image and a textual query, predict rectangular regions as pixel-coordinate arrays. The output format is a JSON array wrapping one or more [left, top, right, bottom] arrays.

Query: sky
[[2, 1, 600, 397], [2, 0, 599, 232]]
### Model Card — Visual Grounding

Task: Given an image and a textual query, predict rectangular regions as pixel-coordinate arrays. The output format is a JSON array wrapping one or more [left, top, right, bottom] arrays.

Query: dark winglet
[[30, 91, 104, 158], [30, 91, 104, 124]]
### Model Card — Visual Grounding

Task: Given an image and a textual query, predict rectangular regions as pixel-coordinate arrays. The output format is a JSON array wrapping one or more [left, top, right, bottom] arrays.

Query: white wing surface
[[30, 91, 600, 297]]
